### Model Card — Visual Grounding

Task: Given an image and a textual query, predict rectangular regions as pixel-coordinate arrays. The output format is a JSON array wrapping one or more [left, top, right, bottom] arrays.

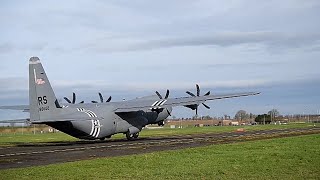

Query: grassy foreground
[[0, 123, 314, 146], [1, 134, 319, 179]]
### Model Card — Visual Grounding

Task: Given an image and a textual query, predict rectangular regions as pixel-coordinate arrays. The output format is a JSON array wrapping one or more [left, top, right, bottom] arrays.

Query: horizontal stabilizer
[[0, 105, 29, 112], [0, 118, 30, 123]]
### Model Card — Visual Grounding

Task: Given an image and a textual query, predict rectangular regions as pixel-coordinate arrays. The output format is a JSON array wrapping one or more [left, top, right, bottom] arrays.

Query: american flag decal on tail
[[36, 78, 45, 85]]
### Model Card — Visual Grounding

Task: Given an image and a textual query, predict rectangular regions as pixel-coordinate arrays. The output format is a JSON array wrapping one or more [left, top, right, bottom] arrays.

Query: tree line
[[234, 109, 280, 124], [171, 109, 281, 124]]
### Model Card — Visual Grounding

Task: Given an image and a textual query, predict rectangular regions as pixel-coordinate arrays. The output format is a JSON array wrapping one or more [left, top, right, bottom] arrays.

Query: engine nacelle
[[128, 126, 140, 134], [155, 106, 172, 123]]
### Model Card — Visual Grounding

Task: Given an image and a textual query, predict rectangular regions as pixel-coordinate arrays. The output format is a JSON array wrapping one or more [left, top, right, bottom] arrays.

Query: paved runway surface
[[0, 127, 319, 169]]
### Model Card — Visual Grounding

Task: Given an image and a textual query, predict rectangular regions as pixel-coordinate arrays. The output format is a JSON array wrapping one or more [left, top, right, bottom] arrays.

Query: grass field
[[0, 123, 315, 146], [0, 134, 319, 179]]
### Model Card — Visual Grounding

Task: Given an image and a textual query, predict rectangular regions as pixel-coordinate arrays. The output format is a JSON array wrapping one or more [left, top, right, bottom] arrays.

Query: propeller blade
[[91, 101, 98, 103], [196, 84, 200, 96], [106, 96, 112, 102], [72, 92, 76, 104], [202, 103, 210, 109], [164, 89, 169, 99], [166, 108, 171, 116], [64, 97, 71, 103], [186, 91, 196, 97], [204, 91, 210, 96], [196, 107, 198, 116], [99, 92, 103, 103], [79, 101, 84, 104], [155, 91, 163, 99]]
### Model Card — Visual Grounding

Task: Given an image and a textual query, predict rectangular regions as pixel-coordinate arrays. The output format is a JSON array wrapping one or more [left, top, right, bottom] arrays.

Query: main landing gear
[[126, 131, 139, 140], [158, 121, 164, 126], [99, 135, 112, 141]]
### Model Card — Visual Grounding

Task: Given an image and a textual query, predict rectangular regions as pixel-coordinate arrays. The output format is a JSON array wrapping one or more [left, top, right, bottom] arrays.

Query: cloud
[[0, 43, 13, 53], [0, 77, 27, 91], [0, 1, 319, 116], [86, 31, 320, 53], [43, 76, 319, 93], [0, 77, 265, 97], [0, 42, 48, 54]]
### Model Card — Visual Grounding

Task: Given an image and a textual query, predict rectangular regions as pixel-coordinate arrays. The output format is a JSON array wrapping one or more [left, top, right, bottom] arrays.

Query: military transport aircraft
[[0, 57, 260, 140]]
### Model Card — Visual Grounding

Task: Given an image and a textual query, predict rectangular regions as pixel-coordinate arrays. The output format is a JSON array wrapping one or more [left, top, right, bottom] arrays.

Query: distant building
[[230, 121, 239, 126]]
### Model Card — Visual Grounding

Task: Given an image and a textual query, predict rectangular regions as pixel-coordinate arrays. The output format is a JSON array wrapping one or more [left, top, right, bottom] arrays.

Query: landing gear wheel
[[99, 137, 106, 141], [133, 132, 139, 139], [126, 131, 134, 140], [158, 121, 164, 126]]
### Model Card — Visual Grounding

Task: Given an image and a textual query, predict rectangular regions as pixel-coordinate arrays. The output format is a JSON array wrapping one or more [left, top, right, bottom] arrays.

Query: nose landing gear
[[99, 135, 111, 141]]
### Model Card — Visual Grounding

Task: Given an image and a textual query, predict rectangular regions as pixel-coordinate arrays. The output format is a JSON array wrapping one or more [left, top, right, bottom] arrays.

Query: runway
[[0, 127, 319, 169]]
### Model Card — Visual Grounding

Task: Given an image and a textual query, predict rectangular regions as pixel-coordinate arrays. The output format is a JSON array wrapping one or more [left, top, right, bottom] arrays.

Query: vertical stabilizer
[[29, 57, 61, 121]]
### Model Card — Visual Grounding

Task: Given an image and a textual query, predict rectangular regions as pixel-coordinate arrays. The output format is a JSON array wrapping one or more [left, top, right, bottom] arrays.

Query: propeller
[[155, 89, 169, 100], [185, 84, 211, 115], [64, 92, 84, 104], [154, 89, 171, 116], [92, 92, 112, 103]]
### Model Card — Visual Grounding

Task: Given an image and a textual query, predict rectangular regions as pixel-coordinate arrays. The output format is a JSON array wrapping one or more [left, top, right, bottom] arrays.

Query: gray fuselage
[[44, 102, 171, 140]]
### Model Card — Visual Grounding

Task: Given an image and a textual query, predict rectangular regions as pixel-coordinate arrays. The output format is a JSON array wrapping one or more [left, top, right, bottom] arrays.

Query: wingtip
[[29, 57, 40, 64]]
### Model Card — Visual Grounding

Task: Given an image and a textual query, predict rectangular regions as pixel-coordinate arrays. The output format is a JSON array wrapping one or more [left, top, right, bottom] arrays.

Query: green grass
[[1, 134, 319, 179], [140, 123, 315, 137], [0, 123, 315, 146], [0, 133, 77, 146]]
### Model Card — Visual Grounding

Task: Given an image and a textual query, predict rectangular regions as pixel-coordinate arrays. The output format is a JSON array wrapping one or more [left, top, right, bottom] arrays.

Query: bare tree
[[268, 109, 280, 122], [235, 110, 249, 121]]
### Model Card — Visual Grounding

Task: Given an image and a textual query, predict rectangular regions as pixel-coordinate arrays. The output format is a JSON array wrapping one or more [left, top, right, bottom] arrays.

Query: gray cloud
[[0, 42, 48, 54], [1, 1, 320, 116], [0, 77, 27, 91], [87, 31, 320, 53], [0, 43, 13, 53]]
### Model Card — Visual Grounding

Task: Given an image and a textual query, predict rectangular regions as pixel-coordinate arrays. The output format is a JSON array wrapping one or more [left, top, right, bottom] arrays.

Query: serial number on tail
[[39, 106, 49, 112]]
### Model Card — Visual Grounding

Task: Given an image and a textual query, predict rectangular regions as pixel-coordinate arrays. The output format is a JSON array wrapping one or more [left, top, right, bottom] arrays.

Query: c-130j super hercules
[[0, 57, 260, 140]]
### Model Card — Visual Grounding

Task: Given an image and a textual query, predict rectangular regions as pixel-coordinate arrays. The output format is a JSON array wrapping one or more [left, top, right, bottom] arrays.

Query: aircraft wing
[[0, 105, 30, 112], [114, 91, 260, 113]]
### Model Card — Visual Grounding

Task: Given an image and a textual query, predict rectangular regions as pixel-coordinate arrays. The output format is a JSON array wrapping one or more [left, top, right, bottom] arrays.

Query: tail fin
[[29, 57, 61, 122]]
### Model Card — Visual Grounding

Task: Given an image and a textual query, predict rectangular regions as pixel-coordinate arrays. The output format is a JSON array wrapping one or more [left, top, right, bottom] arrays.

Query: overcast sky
[[1, 0, 320, 119]]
